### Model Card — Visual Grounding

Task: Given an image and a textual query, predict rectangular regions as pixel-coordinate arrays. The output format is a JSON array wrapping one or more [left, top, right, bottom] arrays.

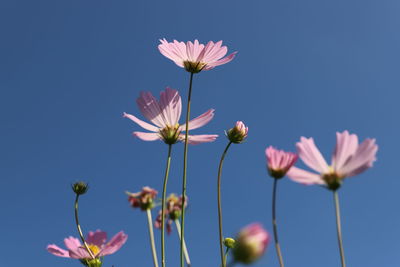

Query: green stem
[[334, 191, 346, 267], [175, 219, 191, 266], [272, 178, 284, 267], [74, 194, 95, 259], [146, 209, 159, 267], [161, 144, 173, 267], [181, 72, 194, 267], [224, 247, 230, 266], [217, 141, 233, 267]]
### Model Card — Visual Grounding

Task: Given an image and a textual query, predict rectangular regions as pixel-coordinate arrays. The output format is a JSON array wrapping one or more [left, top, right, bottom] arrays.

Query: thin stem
[[272, 178, 284, 267], [224, 247, 230, 266], [334, 191, 346, 267], [181, 72, 194, 267], [146, 209, 159, 267], [74, 194, 95, 259], [175, 219, 191, 267], [161, 144, 173, 267], [217, 141, 233, 267]]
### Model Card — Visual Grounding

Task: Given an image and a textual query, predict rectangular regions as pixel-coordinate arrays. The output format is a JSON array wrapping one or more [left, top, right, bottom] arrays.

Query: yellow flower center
[[183, 61, 207, 73], [88, 244, 100, 256]]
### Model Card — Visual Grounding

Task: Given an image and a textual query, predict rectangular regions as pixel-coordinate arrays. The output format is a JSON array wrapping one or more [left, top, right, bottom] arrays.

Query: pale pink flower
[[154, 194, 187, 234], [287, 131, 378, 190], [233, 223, 270, 264], [124, 87, 218, 145], [226, 121, 248, 144], [127, 186, 158, 211], [265, 146, 298, 179], [158, 39, 237, 73], [47, 230, 128, 260]]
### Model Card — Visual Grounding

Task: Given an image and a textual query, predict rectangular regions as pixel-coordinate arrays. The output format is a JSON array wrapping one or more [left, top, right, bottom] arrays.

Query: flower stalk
[[175, 219, 191, 266], [334, 191, 346, 267], [146, 209, 159, 267], [74, 194, 95, 259], [272, 178, 284, 267]]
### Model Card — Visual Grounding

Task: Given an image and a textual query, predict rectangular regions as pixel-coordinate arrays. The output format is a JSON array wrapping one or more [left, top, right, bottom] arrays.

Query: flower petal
[[205, 52, 237, 69], [136, 91, 165, 128], [133, 132, 160, 141], [180, 134, 218, 145], [64, 236, 81, 251], [86, 230, 107, 248], [340, 138, 378, 177], [69, 247, 91, 259], [179, 109, 215, 131], [47, 244, 70, 258], [159, 87, 182, 126], [287, 166, 325, 185], [123, 112, 159, 132], [296, 137, 330, 173], [98, 231, 128, 257], [332, 131, 359, 171]]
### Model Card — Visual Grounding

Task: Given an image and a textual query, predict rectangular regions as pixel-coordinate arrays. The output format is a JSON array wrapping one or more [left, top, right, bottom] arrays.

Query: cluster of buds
[[155, 194, 187, 234], [127, 186, 158, 211], [226, 121, 248, 144]]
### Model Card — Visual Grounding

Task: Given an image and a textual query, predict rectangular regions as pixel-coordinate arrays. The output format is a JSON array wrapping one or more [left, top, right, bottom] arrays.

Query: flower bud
[[72, 182, 89, 195], [226, 121, 248, 144], [224, 237, 236, 249], [232, 223, 269, 264], [81, 258, 102, 267]]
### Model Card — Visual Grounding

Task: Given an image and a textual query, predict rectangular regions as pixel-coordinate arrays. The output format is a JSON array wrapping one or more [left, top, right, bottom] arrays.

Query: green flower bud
[[72, 182, 89, 195], [224, 237, 236, 249]]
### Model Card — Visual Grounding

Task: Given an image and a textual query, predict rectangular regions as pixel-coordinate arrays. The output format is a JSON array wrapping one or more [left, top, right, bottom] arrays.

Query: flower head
[[47, 230, 128, 266], [226, 121, 248, 144], [158, 39, 237, 73], [72, 181, 89, 195], [124, 87, 218, 145], [155, 193, 187, 234], [287, 131, 378, 190], [232, 223, 270, 264], [127, 186, 158, 210], [266, 146, 298, 179]]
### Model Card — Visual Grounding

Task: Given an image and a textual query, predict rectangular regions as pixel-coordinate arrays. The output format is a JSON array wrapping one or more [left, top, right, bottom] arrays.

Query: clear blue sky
[[1, 0, 399, 266]]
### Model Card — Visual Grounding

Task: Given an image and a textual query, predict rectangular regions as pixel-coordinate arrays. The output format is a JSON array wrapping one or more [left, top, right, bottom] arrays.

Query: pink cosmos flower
[[158, 39, 237, 73], [265, 146, 298, 179], [287, 131, 378, 190], [233, 223, 270, 264], [124, 87, 218, 145], [154, 194, 187, 234], [47, 230, 128, 260], [127, 186, 158, 211]]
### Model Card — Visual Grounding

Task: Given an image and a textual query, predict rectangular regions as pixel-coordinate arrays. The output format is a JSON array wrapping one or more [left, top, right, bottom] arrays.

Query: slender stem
[[224, 247, 230, 266], [334, 191, 346, 267], [175, 219, 191, 267], [161, 144, 173, 267], [272, 178, 284, 267], [74, 194, 95, 259], [181, 72, 194, 267], [217, 141, 233, 267], [146, 209, 159, 267]]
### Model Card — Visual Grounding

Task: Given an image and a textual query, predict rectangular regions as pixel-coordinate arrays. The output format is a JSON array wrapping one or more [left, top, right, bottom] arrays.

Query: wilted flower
[[127, 186, 158, 210], [287, 131, 378, 190], [226, 121, 248, 144], [155, 194, 187, 234], [266, 146, 298, 179], [47, 230, 128, 267], [232, 223, 270, 264], [124, 87, 218, 145], [158, 39, 237, 73]]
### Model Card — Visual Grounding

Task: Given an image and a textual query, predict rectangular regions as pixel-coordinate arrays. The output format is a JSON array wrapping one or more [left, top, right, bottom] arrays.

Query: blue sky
[[1, 0, 400, 266]]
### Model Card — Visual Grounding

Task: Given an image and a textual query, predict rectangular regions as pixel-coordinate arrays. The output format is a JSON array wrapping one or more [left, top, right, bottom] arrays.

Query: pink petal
[[286, 166, 325, 185], [123, 112, 159, 132], [159, 87, 182, 126], [136, 91, 166, 128], [180, 134, 218, 145], [332, 131, 359, 171], [133, 132, 160, 141], [205, 52, 237, 69], [47, 244, 70, 258], [86, 230, 107, 248], [64, 236, 81, 250], [179, 109, 215, 131], [340, 138, 378, 177], [98, 231, 128, 257], [158, 39, 184, 66], [69, 247, 92, 259], [202, 41, 225, 63], [297, 137, 330, 173]]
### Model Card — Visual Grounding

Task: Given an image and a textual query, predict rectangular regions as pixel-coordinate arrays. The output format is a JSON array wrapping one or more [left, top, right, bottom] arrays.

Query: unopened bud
[[224, 237, 236, 249], [226, 121, 248, 144], [72, 182, 89, 195]]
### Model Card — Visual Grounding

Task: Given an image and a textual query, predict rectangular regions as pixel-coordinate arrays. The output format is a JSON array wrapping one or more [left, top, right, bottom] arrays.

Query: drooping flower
[[124, 87, 218, 145], [47, 230, 128, 266], [266, 146, 298, 179], [127, 186, 158, 211], [158, 39, 237, 73], [232, 223, 270, 264], [226, 121, 248, 144], [154, 193, 187, 234], [287, 131, 378, 190]]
